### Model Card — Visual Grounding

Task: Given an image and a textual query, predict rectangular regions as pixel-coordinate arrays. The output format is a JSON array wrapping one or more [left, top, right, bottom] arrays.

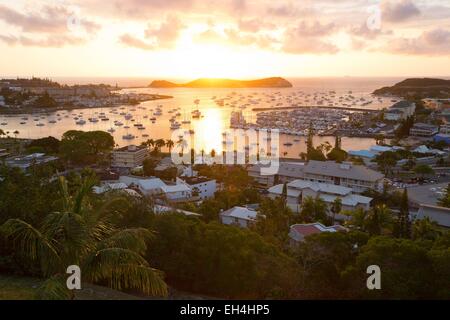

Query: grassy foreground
[[0, 275, 142, 300]]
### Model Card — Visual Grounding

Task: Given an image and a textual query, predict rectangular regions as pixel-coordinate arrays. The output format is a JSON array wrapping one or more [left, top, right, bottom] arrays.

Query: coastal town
[[1, 75, 450, 301]]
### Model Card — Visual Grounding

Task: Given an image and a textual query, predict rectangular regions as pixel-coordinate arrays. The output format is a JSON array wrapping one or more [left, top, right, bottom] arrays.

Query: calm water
[[0, 77, 401, 158]]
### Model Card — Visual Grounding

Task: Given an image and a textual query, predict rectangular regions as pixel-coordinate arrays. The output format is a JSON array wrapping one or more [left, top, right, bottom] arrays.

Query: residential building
[[410, 123, 439, 137], [5, 153, 58, 170], [93, 182, 128, 194], [268, 179, 372, 219], [384, 101, 416, 121], [288, 223, 347, 244], [248, 161, 305, 187], [112, 145, 148, 168], [160, 184, 192, 201], [220, 206, 258, 228], [119, 176, 166, 195], [248, 160, 384, 193], [302, 161, 384, 193], [176, 176, 216, 199]]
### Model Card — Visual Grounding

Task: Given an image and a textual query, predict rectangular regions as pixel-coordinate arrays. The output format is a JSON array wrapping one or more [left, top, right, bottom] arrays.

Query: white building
[[268, 179, 372, 219], [384, 101, 416, 121], [176, 176, 216, 199], [112, 145, 148, 168], [0, 96, 5, 106], [119, 176, 166, 195], [288, 223, 347, 244], [160, 184, 192, 201], [220, 206, 258, 228]]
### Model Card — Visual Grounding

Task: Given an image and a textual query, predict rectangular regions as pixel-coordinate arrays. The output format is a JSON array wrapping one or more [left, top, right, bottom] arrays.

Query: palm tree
[[145, 139, 155, 151], [165, 139, 174, 154], [154, 139, 165, 153], [177, 138, 188, 157], [13, 130, 19, 138], [0, 175, 167, 299], [0, 128, 6, 138], [330, 197, 342, 224]]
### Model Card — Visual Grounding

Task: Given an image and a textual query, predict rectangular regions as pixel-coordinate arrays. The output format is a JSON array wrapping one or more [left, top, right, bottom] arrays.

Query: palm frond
[[110, 264, 168, 297], [82, 247, 167, 296], [35, 275, 73, 300], [41, 212, 91, 262], [99, 228, 154, 255], [0, 218, 62, 275]]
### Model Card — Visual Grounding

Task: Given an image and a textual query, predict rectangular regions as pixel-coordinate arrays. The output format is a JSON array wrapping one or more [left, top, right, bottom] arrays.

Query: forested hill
[[149, 77, 293, 88], [373, 78, 450, 98]]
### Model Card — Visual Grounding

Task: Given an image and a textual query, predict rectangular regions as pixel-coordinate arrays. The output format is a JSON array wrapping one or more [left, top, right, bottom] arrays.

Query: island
[[373, 78, 450, 98], [149, 77, 293, 88]]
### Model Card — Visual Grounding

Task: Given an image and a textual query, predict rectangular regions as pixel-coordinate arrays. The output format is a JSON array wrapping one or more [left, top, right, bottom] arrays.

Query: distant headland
[[149, 77, 293, 88], [373, 78, 450, 98]]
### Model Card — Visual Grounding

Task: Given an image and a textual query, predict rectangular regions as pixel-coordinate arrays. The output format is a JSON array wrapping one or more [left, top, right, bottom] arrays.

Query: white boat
[[36, 123, 45, 127], [122, 134, 135, 140], [170, 122, 181, 129], [107, 128, 115, 133], [76, 119, 86, 125]]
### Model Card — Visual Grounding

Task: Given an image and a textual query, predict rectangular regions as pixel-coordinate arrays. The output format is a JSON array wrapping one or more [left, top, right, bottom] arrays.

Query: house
[[384, 101, 416, 121], [0, 96, 5, 106], [268, 179, 372, 219], [153, 205, 200, 217], [220, 206, 258, 228], [160, 184, 192, 201], [415, 205, 450, 228], [176, 176, 216, 199], [407, 182, 450, 227], [112, 145, 148, 168], [93, 182, 128, 194], [302, 161, 384, 193], [119, 176, 166, 195], [288, 223, 347, 244], [410, 123, 439, 137]]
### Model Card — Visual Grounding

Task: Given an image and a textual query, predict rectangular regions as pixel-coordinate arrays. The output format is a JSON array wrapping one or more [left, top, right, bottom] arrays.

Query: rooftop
[[407, 182, 449, 206], [220, 206, 258, 221], [288, 179, 353, 196], [289, 223, 347, 241], [114, 145, 147, 152], [178, 176, 214, 185], [304, 160, 384, 182]]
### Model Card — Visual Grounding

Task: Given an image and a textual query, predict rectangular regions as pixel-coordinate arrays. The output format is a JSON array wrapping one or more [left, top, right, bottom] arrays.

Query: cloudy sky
[[0, 0, 449, 79]]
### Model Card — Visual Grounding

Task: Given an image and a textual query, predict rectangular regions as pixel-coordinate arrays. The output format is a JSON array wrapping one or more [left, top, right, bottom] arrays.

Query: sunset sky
[[0, 0, 449, 79]]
